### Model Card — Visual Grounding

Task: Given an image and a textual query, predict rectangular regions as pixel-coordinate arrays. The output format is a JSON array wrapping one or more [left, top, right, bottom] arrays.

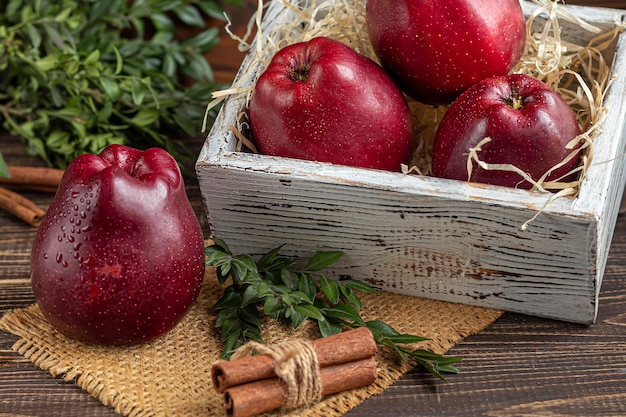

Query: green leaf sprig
[[0, 0, 242, 169], [206, 239, 462, 381]]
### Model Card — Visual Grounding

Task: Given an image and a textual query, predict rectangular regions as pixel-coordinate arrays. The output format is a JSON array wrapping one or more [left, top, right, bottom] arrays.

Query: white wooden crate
[[196, 1, 626, 324]]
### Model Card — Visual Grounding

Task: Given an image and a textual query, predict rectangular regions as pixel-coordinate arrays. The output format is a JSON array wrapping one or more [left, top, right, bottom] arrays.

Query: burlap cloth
[[0, 267, 502, 417]]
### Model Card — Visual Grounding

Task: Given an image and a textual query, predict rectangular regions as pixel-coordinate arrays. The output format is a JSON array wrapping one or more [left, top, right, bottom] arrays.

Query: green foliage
[[0, 0, 241, 169], [206, 239, 462, 381], [0, 152, 8, 178]]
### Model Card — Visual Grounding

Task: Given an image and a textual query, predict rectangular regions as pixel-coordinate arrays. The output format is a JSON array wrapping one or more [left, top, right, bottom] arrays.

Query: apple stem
[[503, 92, 524, 110], [291, 64, 310, 81]]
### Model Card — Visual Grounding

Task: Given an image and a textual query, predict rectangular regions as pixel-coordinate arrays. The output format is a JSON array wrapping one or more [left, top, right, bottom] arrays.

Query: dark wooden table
[[2, 1, 626, 416]]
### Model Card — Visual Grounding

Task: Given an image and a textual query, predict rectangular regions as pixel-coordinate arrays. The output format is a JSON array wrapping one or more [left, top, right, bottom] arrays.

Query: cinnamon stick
[[0, 186, 46, 227], [223, 357, 378, 417], [212, 327, 376, 393], [0, 166, 64, 192]]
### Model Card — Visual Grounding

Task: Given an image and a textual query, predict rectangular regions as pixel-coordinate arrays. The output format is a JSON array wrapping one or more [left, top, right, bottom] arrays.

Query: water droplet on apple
[[83, 256, 95, 267]]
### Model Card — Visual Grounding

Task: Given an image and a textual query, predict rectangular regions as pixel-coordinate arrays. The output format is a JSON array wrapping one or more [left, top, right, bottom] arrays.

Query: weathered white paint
[[196, 1, 626, 324]]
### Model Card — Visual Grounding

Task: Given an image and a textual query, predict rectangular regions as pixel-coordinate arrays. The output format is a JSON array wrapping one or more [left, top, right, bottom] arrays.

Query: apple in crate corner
[[366, 0, 527, 105], [30, 145, 205, 345], [431, 73, 582, 189], [249, 36, 414, 172]]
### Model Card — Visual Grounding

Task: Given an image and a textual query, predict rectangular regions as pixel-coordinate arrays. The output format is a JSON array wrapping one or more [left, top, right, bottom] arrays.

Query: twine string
[[231, 339, 323, 408]]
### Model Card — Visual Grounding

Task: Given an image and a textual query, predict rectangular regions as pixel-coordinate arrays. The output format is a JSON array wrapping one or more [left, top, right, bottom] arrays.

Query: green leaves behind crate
[[0, 0, 243, 169]]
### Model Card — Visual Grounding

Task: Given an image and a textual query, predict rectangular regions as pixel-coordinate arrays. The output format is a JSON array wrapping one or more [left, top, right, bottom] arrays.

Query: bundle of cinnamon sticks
[[0, 166, 64, 227], [211, 327, 378, 417]]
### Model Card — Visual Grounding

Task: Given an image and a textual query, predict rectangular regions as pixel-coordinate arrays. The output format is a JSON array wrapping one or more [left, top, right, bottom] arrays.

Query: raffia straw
[[203, 0, 624, 199]]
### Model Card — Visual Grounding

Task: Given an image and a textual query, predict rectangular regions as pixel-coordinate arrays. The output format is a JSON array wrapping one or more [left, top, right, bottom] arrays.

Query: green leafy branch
[[0, 0, 242, 171], [206, 239, 462, 381]]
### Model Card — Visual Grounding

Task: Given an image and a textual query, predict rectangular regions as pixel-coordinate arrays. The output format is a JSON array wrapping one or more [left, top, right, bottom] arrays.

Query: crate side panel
[[197, 165, 598, 323], [574, 31, 626, 300]]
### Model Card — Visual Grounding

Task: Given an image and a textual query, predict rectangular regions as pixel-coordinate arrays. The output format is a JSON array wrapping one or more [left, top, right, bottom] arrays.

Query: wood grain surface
[[2, 1, 626, 416]]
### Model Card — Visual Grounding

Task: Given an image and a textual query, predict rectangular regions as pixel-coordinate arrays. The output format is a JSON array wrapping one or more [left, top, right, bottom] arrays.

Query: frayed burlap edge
[[0, 267, 502, 417]]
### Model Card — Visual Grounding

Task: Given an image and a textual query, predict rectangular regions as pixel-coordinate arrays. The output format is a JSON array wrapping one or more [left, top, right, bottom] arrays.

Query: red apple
[[431, 73, 582, 189], [366, 0, 527, 105], [31, 145, 205, 345], [248, 36, 413, 172]]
